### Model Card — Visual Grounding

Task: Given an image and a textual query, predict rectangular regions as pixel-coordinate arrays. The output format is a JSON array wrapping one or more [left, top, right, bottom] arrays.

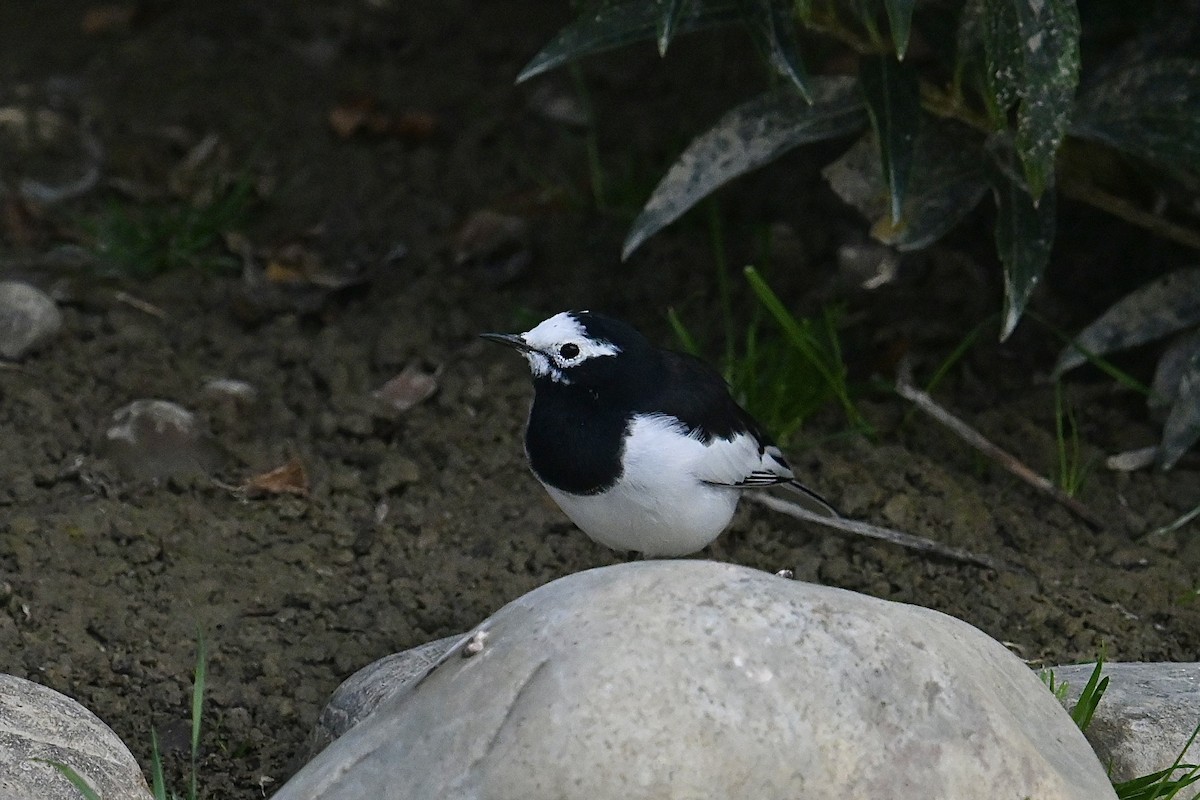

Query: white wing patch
[[623, 413, 791, 489]]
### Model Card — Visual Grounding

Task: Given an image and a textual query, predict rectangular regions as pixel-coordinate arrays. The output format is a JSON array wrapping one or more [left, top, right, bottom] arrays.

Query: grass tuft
[[47, 634, 208, 800], [83, 178, 253, 278], [1053, 381, 1093, 499]]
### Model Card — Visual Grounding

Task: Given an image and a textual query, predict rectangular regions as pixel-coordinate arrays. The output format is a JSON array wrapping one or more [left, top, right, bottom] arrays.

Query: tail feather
[[783, 480, 840, 518]]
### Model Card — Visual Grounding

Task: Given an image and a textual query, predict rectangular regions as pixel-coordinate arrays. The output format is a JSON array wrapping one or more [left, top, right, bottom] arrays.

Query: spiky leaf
[[981, 0, 1081, 199], [1152, 329, 1200, 411], [1161, 342, 1200, 469], [623, 77, 867, 258], [517, 0, 742, 83], [859, 54, 921, 223], [745, 0, 812, 99], [1071, 58, 1200, 173], [1053, 268, 1200, 377], [993, 167, 1056, 340], [823, 121, 988, 251], [884, 0, 916, 59], [657, 0, 690, 55]]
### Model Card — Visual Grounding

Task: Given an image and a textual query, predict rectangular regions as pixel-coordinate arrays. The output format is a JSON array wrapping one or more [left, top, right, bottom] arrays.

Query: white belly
[[539, 414, 744, 557]]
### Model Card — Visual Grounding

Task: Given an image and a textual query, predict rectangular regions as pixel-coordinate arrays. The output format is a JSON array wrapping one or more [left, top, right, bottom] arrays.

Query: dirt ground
[[1, 2, 1199, 797]]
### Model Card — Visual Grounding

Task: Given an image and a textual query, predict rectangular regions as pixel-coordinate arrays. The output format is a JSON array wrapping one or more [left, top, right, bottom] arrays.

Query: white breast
[[539, 413, 762, 557]]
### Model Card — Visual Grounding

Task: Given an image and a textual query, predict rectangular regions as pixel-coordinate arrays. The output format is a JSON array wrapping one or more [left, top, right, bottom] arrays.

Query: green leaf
[[1052, 268, 1200, 377], [745, 0, 812, 99], [656, 0, 691, 55], [1161, 341, 1200, 469], [623, 77, 867, 258], [993, 164, 1056, 340], [858, 54, 920, 223], [823, 120, 988, 252], [517, 0, 743, 83], [1071, 58, 1200, 174], [981, 0, 1081, 199], [884, 0, 915, 59], [954, 0, 988, 100]]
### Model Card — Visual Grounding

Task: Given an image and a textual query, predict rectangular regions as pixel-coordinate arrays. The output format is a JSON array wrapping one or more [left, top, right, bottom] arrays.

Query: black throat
[[524, 377, 630, 495]]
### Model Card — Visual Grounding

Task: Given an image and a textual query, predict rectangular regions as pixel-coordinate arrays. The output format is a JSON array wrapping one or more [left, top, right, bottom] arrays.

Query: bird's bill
[[479, 332, 537, 354]]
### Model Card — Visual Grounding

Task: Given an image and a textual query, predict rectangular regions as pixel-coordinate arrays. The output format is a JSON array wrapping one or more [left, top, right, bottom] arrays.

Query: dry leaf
[[374, 364, 440, 413], [82, 3, 137, 35], [243, 457, 309, 497], [329, 101, 372, 139], [264, 260, 311, 285], [2, 196, 45, 249], [328, 95, 437, 141]]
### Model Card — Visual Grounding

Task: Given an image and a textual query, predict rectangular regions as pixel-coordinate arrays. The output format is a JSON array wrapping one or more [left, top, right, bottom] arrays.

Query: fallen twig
[[895, 360, 1104, 531], [113, 290, 167, 319], [746, 492, 1008, 571]]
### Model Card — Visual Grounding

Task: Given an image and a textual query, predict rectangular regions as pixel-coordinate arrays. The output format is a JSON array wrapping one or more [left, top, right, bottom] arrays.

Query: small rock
[[0, 673, 153, 800], [99, 399, 222, 480], [0, 281, 63, 359], [1052, 661, 1200, 793], [201, 377, 258, 404], [308, 635, 462, 756], [525, 83, 588, 128], [373, 453, 422, 494], [278, 561, 1115, 800]]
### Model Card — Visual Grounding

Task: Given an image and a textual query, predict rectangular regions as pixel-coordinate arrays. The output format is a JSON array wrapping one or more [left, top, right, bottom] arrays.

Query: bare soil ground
[[1, 2, 1198, 797]]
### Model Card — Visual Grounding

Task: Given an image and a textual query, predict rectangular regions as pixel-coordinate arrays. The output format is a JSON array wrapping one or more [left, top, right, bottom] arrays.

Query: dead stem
[[746, 492, 1007, 570], [895, 360, 1104, 531]]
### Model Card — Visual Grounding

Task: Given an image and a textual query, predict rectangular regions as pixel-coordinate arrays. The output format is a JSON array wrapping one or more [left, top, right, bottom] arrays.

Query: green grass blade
[[1151, 502, 1200, 537], [1030, 311, 1155, 397], [42, 761, 103, 800], [666, 307, 701, 356], [151, 729, 167, 800], [190, 633, 208, 800], [1070, 657, 1108, 731], [744, 265, 866, 430], [1114, 717, 1200, 800]]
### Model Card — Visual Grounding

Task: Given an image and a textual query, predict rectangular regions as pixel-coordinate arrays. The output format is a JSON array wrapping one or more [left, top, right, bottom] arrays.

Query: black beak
[[480, 332, 536, 354]]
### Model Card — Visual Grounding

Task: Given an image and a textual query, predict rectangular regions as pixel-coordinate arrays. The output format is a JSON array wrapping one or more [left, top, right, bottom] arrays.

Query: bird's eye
[[559, 343, 580, 359]]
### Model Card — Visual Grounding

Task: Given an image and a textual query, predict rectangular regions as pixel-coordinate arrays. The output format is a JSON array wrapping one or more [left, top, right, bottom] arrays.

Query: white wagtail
[[482, 310, 837, 557]]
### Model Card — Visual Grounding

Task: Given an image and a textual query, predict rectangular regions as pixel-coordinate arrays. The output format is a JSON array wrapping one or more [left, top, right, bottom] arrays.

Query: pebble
[[373, 453, 421, 494], [0, 280, 62, 359], [98, 399, 222, 480]]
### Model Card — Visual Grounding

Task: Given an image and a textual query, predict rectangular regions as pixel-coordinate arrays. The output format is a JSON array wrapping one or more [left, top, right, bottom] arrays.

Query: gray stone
[[0, 281, 62, 360], [309, 635, 462, 756], [276, 560, 1115, 800], [99, 398, 223, 480], [0, 673, 152, 800], [1052, 661, 1200, 795]]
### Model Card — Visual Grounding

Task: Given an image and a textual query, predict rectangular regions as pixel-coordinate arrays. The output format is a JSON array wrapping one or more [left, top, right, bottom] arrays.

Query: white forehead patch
[[519, 311, 621, 382]]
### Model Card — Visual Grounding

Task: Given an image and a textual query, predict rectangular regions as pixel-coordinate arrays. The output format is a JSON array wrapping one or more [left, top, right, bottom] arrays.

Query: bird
[[481, 310, 837, 557]]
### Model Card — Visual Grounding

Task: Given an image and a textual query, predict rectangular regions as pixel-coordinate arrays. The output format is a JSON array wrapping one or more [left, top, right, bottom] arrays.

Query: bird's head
[[481, 310, 650, 388]]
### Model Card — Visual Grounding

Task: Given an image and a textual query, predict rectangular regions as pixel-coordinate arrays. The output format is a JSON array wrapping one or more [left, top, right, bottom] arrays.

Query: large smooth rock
[[0, 673, 152, 800], [275, 560, 1115, 800], [1053, 662, 1200, 795], [0, 280, 62, 359]]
